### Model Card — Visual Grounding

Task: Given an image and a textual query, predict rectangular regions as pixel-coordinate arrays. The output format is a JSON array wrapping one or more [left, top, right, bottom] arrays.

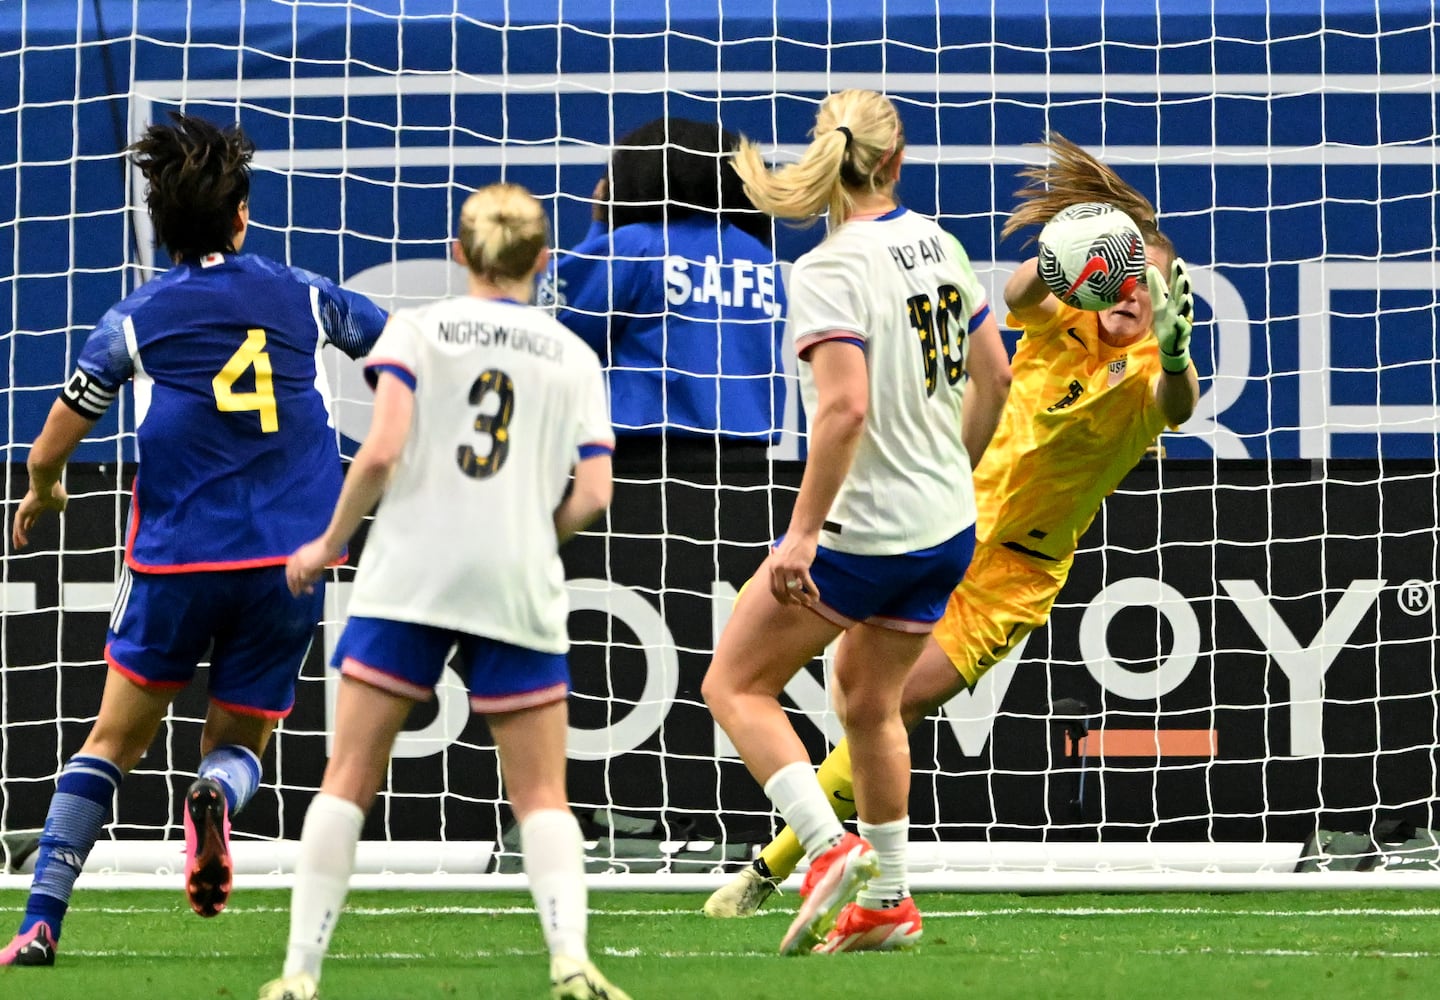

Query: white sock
[[522, 809, 589, 960], [856, 817, 909, 909], [763, 761, 845, 859], [283, 793, 365, 979]]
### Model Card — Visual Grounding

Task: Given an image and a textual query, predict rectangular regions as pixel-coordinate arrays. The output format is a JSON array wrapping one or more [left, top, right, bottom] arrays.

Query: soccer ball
[[1036, 202, 1146, 310]]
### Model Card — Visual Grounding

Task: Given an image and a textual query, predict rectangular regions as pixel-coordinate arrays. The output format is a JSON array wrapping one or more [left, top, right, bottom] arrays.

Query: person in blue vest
[[2, 112, 386, 967], [542, 120, 792, 773], [545, 116, 787, 464]]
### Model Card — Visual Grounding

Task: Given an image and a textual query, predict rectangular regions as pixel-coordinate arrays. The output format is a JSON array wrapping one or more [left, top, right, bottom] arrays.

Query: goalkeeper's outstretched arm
[[1003, 257, 1059, 325]]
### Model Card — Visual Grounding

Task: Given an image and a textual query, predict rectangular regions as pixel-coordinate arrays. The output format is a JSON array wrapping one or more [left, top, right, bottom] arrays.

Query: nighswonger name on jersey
[[435, 319, 565, 362]]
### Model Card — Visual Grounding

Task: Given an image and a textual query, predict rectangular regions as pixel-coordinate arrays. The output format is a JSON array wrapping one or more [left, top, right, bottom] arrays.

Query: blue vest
[[76, 253, 386, 571], [552, 217, 787, 442]]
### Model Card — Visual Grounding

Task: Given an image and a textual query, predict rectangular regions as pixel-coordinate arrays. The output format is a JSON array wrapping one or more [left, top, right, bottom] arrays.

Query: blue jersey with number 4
[[70, 252, 386, 572]]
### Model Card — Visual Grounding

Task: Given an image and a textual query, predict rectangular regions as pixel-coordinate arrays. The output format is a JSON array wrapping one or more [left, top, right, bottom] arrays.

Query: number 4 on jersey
[[212, 328, 279, 432]]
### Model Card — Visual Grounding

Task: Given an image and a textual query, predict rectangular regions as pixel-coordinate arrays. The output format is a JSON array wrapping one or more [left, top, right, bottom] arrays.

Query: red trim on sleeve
[[796, 330, 867, 362]]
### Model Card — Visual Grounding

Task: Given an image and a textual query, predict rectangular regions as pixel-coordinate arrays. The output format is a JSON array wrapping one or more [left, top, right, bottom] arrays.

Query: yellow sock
[[757, 740, 857, 881], [816, 739, 857, 823]]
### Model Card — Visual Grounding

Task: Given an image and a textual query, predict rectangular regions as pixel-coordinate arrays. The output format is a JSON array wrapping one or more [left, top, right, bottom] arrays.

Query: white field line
[[1140, 948, 1440, 959], [62, 944, 1440, 961], [46, 904, 1440, 919], [65, 949, 437, 960]]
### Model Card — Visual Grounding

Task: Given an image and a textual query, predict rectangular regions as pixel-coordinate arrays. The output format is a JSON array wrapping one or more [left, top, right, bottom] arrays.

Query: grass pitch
[[3, 888, 1439, 999]]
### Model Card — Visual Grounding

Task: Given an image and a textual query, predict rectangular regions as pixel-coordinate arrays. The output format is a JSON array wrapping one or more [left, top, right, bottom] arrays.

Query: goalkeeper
[[704, 133, 1201, 918]]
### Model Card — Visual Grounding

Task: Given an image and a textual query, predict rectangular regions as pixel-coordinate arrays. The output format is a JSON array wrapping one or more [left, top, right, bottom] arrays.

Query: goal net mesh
[[2, 1, 1437, 883]]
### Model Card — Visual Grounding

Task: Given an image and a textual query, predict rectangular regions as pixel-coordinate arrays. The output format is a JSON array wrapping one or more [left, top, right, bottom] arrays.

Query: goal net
[[2, 1, 1438, 890]]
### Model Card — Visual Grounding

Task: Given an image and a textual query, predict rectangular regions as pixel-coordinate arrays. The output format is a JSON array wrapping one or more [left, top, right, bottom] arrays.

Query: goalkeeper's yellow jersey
[[974, 303, 1173, 579]]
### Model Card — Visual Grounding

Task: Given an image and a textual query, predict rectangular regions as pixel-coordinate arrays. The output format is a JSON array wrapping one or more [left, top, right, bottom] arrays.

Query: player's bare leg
[[268, 677, 412, 996], [707, 636, 964, 920], [896, 638, 973, 729], [703, 572, 874, 951], [813, 624, 932, 953], [702, 574, 841, 787], [491, 699, 631, 1000]]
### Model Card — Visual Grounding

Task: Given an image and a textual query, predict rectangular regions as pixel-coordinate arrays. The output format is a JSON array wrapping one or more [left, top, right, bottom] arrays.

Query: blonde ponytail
[[732, 89, 904, 230]]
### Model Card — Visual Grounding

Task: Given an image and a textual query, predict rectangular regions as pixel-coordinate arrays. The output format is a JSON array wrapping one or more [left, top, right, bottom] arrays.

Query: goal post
[[2, 2, 1438, 889]]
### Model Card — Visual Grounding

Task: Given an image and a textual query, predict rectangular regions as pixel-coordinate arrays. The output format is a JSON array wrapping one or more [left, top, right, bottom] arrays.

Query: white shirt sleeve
[[575, 348, 615, 451], [364, 308, 423, 385], [786, 249, 871, 357], [943, 233, 991, 327]]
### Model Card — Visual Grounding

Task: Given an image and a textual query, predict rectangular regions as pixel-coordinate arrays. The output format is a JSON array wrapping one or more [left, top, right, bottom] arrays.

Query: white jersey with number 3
[[348, 296, 613, 652], [787, 207, 990, 556]]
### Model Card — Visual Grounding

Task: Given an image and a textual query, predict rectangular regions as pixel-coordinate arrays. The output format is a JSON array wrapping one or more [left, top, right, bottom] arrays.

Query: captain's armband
[[60, 368, 118, 420]]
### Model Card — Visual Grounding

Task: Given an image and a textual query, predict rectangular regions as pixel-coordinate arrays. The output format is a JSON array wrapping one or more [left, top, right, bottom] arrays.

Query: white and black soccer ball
[[1036, 202, 1146, 311]]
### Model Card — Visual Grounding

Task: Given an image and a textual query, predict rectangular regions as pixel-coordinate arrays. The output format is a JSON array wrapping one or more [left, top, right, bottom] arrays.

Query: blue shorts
[[333, 616, 571, 714], [105, 565, 324, 718], [805, 525, 977, 633]]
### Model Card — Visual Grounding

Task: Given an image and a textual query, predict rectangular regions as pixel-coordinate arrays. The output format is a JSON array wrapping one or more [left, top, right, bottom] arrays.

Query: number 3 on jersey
[[457, 368, 515, 479], [907, 283, 967, 397], [213, 328, 279, 432]]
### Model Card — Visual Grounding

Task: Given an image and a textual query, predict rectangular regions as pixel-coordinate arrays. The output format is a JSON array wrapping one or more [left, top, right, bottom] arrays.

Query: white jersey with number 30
[[348, 296, 613, 652], [787, 207, 990, 556]]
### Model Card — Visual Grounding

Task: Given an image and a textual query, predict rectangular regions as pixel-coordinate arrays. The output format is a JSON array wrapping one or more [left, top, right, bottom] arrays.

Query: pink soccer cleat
[[184, 776, 233, 917], [813, 896, 924, 953], [0, 921, 57, 966], [777, 832, 878, 955]]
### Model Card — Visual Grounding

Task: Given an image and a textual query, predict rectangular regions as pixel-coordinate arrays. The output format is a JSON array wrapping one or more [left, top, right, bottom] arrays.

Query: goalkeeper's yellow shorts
[[930, 542, 1067, 688]]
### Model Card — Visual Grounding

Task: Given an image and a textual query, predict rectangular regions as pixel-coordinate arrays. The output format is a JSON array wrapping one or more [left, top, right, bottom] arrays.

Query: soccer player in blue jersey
[[546, 116, 787, 459], [1, 113, 387, 967]]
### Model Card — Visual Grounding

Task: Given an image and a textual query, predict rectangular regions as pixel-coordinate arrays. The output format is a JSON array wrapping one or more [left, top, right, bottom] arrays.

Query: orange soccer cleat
[[777, 832, 878, 955], [813, 896, 924, 954]]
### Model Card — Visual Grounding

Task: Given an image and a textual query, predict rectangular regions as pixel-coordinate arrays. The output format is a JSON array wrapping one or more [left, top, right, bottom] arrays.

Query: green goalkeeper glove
[[1145, 257, 1194, 374]]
